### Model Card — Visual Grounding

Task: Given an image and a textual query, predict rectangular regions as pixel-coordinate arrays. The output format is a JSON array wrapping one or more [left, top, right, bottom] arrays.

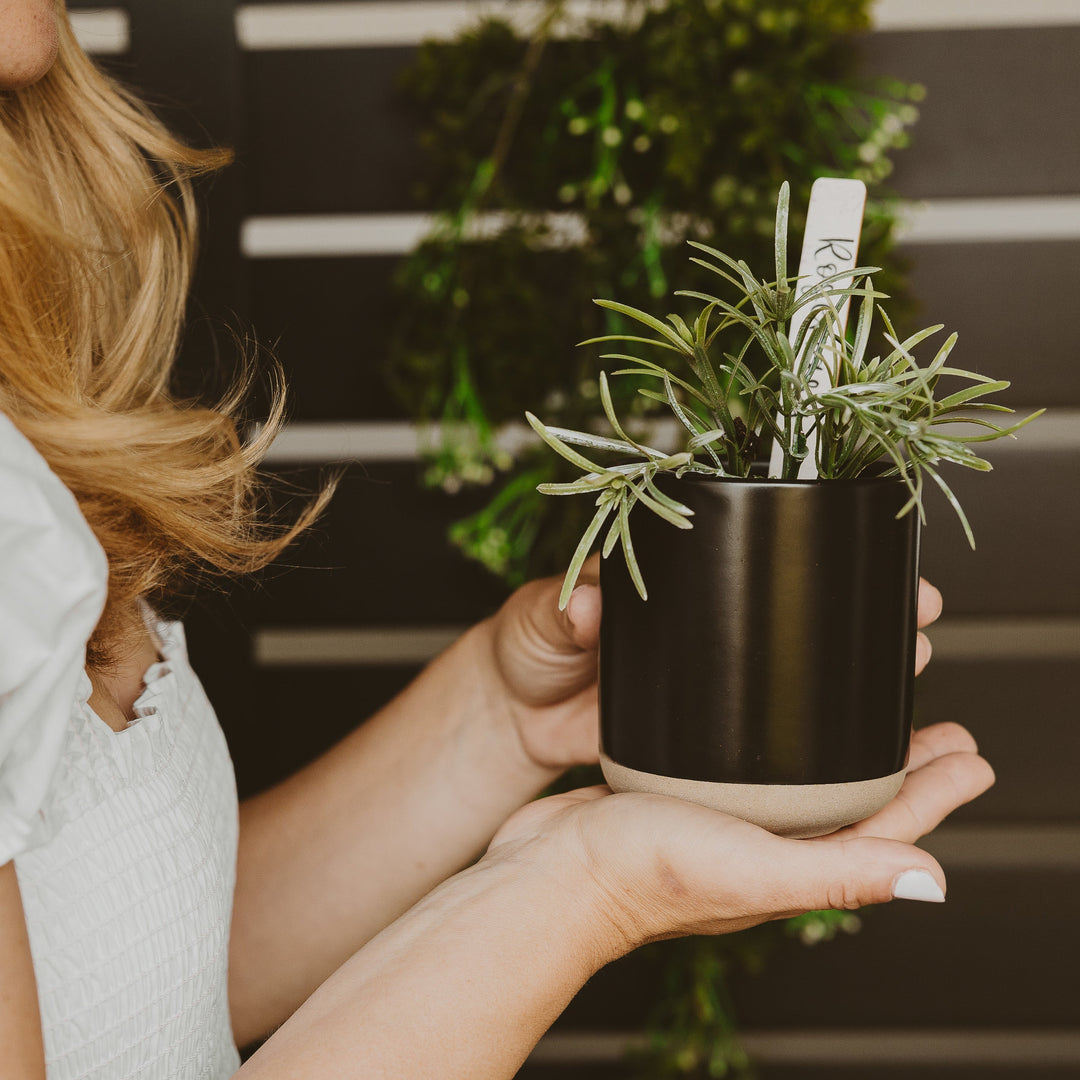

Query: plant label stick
[[768, 177, 867, 479]]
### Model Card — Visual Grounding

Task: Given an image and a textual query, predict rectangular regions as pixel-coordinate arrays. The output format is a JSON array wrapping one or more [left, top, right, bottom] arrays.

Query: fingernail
[[892, 869, 945, 903], [566, 586, 587, 622], [916, 633, 933, 666]]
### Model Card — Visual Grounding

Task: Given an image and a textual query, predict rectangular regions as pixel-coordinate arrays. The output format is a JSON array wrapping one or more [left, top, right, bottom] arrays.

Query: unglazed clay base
[[600, 752, 907, 839]]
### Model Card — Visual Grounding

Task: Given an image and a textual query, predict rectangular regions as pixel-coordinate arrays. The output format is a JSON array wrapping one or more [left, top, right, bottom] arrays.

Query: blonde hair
[[0, 7, 332, 665]]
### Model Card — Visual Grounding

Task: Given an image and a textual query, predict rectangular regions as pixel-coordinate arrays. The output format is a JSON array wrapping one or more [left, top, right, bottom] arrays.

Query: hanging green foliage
[[389, 2, 922, 1074], [390, 0, 922, 588]]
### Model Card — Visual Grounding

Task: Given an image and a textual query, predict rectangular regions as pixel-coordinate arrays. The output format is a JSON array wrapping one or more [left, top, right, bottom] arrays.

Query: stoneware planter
[[599, 471, 921, 838]]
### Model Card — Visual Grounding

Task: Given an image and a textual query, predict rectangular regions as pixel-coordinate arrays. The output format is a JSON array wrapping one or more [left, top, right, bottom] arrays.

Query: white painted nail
[[892, 869, 946, 903]]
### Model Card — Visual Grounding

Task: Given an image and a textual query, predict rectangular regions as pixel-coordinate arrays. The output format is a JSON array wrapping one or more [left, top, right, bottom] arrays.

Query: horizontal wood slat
[[261, 413, 1079, 466], [251, 618, 1080, 665], [921, 826, 1080, 869], [234, 1, 1080, 45], [254, 624, 465, 664], [70, 8, 129, 54], [78, 0, 1080, 60], [240, 200, 1080, 256], [237, 1, 633, 50]]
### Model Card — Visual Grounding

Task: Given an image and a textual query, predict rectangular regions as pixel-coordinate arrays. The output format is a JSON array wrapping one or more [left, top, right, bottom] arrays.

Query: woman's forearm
[[235, 840, 615, 1079], [229, 621, 558, 1045], [234, 717, 996, 1077]]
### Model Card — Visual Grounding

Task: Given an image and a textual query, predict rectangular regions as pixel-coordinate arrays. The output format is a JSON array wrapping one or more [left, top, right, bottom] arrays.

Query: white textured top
[[1, 413, 240, 1079]]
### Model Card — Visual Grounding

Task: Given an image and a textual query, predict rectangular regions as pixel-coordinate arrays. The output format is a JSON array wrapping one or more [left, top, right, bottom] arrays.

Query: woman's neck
[[86, 611, 164, 732]]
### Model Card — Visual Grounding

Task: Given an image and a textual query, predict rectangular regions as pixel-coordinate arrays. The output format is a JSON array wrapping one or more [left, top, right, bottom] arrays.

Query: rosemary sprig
[[530, 182, 1043, 606]]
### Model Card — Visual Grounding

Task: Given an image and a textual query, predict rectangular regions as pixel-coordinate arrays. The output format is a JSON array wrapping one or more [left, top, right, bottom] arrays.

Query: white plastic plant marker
[[768, 177, 867, 479]]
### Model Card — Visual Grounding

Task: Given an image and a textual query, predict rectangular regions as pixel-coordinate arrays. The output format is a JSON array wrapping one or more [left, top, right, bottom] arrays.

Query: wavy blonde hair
[[0, 7, 332, 665]]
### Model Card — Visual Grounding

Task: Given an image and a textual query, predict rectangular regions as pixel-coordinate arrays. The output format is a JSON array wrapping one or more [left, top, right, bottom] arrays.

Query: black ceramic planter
[[599, 472, 921, 838]]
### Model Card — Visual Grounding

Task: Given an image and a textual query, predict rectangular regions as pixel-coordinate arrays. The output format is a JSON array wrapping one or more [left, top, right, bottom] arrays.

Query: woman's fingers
[[565, 580, 602, 651], [915, 631, 933, 675], [914, 579, 943, 675], [769, 834, 948, 913], [917, 578, 943, 628], [907, 721, 979, 772], [664, 824, 949, 939], [833, 751, 995, 845]]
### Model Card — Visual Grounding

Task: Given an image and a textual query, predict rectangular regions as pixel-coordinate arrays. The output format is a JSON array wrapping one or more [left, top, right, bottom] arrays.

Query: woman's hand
[[480, 556, 604, 771], [487, 721, 994, 957], [482, 559, 944, 774]]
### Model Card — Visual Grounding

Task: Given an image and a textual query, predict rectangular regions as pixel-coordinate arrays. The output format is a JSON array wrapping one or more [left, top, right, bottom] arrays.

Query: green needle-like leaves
[[528, 182, 1043, 597]]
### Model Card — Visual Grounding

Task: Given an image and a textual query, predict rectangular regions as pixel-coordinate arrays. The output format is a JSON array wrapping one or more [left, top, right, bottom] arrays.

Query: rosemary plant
[[528, 182, 1042, 608]]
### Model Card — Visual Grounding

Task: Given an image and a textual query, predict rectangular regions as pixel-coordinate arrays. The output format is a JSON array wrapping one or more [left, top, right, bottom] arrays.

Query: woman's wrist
[[243, 826, 624, 1079], [478, 834, 628, 970]]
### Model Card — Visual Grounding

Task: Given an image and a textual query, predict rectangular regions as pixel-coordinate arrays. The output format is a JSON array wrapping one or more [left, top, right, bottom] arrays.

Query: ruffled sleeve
[[0, 412, 108, 865]]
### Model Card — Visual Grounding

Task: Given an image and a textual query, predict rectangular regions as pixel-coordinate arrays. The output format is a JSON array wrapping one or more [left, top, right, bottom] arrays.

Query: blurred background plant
[[390, 0, 922, 587], [388, 0, 922, 1073]]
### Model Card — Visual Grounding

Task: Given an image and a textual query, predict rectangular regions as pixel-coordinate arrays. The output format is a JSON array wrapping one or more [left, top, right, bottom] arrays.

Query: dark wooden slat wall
[[245, 30, 1080, 210], [118, 0, 262, 744], [862, 28, 1080, 198], [250, 244, 1080, 416], [69, 3, 1079, 1075]]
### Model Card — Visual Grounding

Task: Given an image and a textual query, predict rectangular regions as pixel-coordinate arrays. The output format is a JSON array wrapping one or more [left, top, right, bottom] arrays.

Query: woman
[[0, 4, 994, 1078]]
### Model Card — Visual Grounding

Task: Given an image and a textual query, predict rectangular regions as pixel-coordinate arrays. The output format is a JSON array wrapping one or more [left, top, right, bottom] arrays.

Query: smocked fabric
[[14, 618, 241, 1080], [2, 413, 239, 1078]]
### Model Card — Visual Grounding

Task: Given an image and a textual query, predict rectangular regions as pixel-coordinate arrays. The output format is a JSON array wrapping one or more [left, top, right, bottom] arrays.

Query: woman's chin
[[0, 2, 60, 91]]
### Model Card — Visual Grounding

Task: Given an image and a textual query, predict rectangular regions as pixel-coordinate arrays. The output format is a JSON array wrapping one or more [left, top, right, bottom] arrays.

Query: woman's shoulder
[[0, 410, 108, 865], [0, 411, 108, 596]]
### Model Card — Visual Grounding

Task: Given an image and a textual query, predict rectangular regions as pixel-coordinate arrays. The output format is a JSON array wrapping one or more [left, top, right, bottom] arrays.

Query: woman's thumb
[[564, 582, 602, 649], [782, 835, 947, 912]]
